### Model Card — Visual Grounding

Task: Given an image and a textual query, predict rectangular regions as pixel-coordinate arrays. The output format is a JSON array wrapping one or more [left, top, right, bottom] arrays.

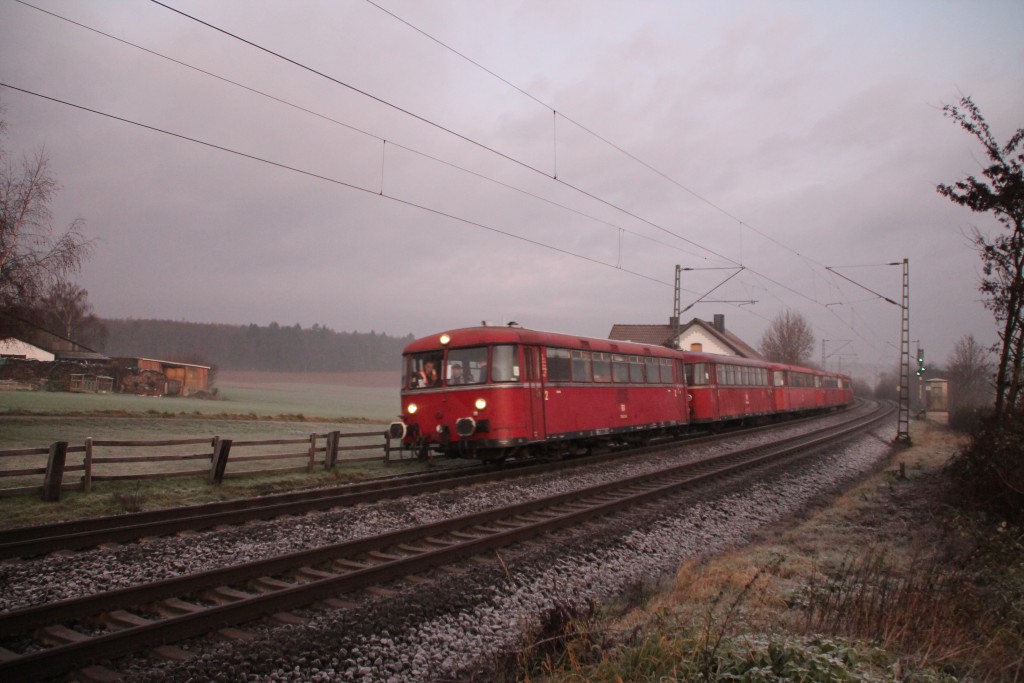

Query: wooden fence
[[0, 429, 402, 501]]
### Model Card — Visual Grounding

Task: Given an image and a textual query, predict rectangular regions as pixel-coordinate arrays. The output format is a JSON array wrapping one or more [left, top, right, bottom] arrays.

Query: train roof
[[403, 326, 851, 380], [402, 326, 680, 357]]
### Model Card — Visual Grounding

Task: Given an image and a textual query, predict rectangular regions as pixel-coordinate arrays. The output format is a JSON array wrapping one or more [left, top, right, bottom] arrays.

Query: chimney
[[713, 314, 725, 333]]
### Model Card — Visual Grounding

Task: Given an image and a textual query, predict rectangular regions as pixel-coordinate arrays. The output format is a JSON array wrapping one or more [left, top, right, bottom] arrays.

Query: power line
[[13, 0, 724, 265], [360, 0, 906, 353], [0, 81, 674, 289], [147, 0, 738, 266], [363, 1, 833, 271]]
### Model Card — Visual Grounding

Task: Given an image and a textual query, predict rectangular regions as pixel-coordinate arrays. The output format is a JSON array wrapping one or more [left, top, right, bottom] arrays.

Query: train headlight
[[439, 334, 451, 345], [407, 403, 418, 415], [474, 398, 487, 410]]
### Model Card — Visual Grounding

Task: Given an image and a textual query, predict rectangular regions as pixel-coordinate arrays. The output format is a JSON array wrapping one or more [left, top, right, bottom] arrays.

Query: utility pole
[[670, 264, 681, 348], [897, 258, 911, 443], [825, 259, 911, 444]]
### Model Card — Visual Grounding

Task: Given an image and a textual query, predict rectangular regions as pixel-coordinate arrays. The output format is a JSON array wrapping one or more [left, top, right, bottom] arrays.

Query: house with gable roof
[[608, 314, 764, 360]]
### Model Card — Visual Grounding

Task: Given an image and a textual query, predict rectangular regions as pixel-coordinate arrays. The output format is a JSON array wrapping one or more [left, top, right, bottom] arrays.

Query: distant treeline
[[100, 319, 414, 372]]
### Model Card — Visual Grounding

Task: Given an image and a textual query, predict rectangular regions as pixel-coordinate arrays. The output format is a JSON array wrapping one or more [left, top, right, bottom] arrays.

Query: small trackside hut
[[389, 326, 690, 462]]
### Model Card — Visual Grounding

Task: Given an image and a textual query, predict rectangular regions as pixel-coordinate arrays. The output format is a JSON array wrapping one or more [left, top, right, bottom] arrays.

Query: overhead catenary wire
[[360, 0, 904, 367], [0, 82, 677, 291], [11, 0, 722, 264], [147, 0, 862, 322]]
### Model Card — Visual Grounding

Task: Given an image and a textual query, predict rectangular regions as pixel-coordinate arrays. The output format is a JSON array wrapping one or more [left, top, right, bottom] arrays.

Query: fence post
[[83, 437, 93, 493], [384, 431, 391, 465], [210, 438, 232, 484], [307, 433, 317, 473], [325, 431, 339, 470], [42, 441, 68, 502]]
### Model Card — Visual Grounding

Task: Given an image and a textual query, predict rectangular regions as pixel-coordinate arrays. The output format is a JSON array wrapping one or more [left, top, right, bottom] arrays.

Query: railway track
[[0, 409, 848, 560], [0, 401, 891, 681]]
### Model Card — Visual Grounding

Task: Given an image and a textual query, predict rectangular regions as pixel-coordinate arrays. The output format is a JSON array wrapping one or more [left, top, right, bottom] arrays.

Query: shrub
[[947, 404, 989, 433], [946, 411, 1024, 527]]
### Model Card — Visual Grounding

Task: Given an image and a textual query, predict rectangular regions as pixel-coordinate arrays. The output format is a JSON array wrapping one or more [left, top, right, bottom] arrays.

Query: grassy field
[[0, 370, 400, 424], [0, 371, 448, 526]]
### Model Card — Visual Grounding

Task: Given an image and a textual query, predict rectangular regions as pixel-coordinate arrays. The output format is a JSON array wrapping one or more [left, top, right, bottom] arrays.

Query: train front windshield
[[404, 345, 520, 390]]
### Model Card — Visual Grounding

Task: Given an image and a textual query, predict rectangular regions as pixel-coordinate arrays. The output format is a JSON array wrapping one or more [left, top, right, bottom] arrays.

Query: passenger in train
[[418, 361, 439, 387]]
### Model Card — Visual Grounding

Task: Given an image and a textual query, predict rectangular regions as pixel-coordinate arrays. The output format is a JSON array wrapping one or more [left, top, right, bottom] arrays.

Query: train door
[[523, 346, 546, 439], [675, 359, 690, 423]]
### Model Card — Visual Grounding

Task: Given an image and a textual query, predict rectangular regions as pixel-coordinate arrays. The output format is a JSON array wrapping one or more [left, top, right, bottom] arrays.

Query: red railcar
[[389, 326, 854, 461], [390, 326, 688, 461], [681, 352, 776, 423]]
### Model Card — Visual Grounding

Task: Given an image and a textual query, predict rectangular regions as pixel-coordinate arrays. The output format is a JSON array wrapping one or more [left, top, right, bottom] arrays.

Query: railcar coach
[[389, 326, 689, 461]]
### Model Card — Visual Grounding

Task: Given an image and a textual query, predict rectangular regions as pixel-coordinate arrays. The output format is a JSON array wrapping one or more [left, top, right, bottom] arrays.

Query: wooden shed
[[132, 358, 210, 396]]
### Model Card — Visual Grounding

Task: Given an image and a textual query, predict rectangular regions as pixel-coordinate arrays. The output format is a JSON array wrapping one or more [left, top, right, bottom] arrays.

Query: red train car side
[[389, 326, 854, 461], [390, 326, 689, 461]]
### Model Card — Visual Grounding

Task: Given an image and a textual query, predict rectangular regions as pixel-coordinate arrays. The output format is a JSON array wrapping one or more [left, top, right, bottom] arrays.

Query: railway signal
[[916, 348, 925, 376]]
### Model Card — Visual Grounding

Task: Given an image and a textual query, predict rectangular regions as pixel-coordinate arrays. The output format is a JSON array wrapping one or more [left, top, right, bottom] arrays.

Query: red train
[[388, 326, 853, 462]]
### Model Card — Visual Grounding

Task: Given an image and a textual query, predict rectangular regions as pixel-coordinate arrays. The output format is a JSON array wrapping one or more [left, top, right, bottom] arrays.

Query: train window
[[491, 345, 520, 382], [644, 357, 659, 384], [546, 348, 571, 382], [660, 358, 674, 383], [593, 352, 612, 382], [571, 350, 592, 382], [815, 376, 822, 388], [741, 367, 750, 385], [629, 356, 645, 383], [446, 347, 488, 385], [407, 351, 443, 389], [774, 371, 784, 387], [611, 354, 629, 382]]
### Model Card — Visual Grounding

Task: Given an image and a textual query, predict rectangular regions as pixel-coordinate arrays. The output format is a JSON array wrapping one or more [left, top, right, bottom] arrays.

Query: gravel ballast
[[0, 408, 894, 681]]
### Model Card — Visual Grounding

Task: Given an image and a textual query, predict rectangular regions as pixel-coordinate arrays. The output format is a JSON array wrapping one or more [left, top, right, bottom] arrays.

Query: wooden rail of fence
[[0, 429, 400, 501]]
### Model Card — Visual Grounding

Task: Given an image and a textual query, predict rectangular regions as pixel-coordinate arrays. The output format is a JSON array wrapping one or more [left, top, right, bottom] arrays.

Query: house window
[[690, 343, 702, 352]]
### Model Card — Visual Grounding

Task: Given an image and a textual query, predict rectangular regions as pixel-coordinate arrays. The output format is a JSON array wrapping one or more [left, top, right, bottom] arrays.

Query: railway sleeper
[[314, 597, 359, 610], [147, 597, 205, 617], [330, 559, 371, 572], [216, 627, 257, 642], [395, 543, 431, 554], [293, 566, 337, 582], [267, 612, 308, 626], [95, 609, 152, 630], [197, 586, 254, 605], [36, 624, 89, 647], [249, 576, 294, 593], [514, 512, 555, 523], [422, 536, 458, 548], [76, 664, 122, 683], [448, 529, 485, 541], [490, 519, 526, 530], [365, 550, 405, 562]]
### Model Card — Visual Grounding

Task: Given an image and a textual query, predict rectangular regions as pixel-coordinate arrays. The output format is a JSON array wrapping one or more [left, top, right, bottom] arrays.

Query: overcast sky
[[2, 0, 1022, 382]]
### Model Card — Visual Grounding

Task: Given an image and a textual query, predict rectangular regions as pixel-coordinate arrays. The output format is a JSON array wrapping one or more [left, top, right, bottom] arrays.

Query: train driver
[[450, 364, 466, 385]]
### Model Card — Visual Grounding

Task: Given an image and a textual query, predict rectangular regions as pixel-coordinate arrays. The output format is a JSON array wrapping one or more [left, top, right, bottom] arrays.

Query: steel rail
[[0, 408, 852, 559], [0, 402, 889, 682]]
